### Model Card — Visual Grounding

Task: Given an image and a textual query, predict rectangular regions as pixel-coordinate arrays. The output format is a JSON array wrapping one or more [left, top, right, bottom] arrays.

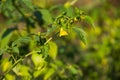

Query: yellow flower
[[59, 28, 68, 37], [74, 17, 78, 21]]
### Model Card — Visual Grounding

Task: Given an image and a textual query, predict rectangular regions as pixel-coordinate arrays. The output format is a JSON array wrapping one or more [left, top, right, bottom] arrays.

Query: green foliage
[[2, 0, 120, 80], [72, 27, 87, 44], [48, 41, 58, 60], [84, 15, 95, 29], [39, 9, 53, 24], [0, 29, 13, 49], [0, 0, 92, 79]]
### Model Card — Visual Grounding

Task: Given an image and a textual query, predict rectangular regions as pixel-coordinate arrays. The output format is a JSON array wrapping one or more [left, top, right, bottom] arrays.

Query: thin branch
[[12, 0, 30, 33], [0, 57, 23, 80], [0, 51, 34, 79], [12, 0, 25, 17], [44, 37, 52, 45], [11, 55, 16, 62]]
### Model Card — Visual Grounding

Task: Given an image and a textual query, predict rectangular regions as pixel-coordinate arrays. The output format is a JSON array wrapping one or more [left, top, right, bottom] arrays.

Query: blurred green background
[[0, 0, 120, 80]]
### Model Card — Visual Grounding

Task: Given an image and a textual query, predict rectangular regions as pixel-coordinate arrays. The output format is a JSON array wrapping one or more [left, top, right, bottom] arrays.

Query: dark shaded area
[[1, 26, 17, 39], [34, 10, 44, 26]]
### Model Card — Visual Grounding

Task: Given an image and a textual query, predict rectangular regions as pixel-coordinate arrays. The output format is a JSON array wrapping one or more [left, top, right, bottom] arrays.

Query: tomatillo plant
[[0, 0, 94, 80]]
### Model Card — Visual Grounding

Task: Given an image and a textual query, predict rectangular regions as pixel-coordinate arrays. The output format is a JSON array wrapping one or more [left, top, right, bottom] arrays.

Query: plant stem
[[44, 37, 52, 45], [12, 0, 25, 17], [0, 51, 33, 79], [11, 55, 16, 62], [0, 57, 23, 80], [12, 0, 30, 33]]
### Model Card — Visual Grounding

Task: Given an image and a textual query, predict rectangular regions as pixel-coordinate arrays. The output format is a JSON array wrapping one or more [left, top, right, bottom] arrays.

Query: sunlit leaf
[[44, 68, 55, 80], [80, 41, 87, 50], [13, 64, 30, 77], [19, 65, 30, 76], [31, 52, 45, 67], [13, 64, 21, 76], [0, 29, 13, 49], [33, 66, 46, 78], [32, 0, 46, 8], [5, 74, 15, 80], [0, 59, 12, 72], [48, 41, 58, 60], [33, 70, 41, 78], [64, 1, 71, 8]]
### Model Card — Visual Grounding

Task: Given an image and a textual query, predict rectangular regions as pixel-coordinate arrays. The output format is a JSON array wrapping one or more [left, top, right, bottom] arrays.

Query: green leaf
[[48, 41, 58, 60], [0, 58, 12, 72], [0, 29, 13, 49], [13, 64, 30, 76], [66, 7, 75, 17], [68, 65, 78, 74], [19, 65, 30, 76], [12, 46, 19, 54], [1, 27, 17, 39], [13, 64, 21, 76], [5, 74, 15, 80], [12, 36, 31, 47], [22, 0, 34, 10], [32, 0, 46, 8], [39, 9, 53, 24], [84, 15, 95, 29], [31, 52, 46, 67], [44, 68, 55, 80], [72, 27, 87, 44]]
